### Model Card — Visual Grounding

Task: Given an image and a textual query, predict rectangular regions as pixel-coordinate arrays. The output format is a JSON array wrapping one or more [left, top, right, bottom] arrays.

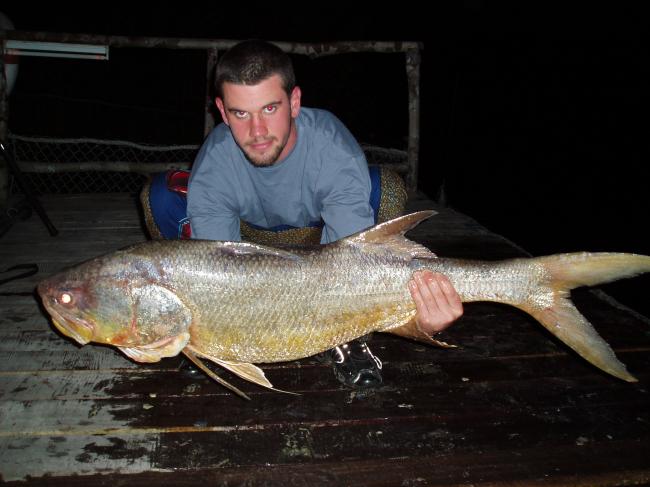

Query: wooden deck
[[1, 193, 649, 485]]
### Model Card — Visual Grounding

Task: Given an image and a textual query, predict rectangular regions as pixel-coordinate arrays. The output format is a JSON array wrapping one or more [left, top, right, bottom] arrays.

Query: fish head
[[38, 254, 140, 346], [38, 249, 192, 350]]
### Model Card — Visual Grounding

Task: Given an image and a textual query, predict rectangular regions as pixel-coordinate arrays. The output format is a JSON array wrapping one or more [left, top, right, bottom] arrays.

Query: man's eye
[[234, 111, 248, 119], [263, 105, 277, 114]]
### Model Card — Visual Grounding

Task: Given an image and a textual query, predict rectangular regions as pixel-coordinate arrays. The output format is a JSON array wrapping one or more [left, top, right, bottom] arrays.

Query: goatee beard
[[244, 141, 284, 167], [241, 116, 294, 167]]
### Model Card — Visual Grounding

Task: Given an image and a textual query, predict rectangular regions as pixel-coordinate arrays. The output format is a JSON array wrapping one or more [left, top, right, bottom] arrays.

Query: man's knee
[[141, 171, 190, 239]]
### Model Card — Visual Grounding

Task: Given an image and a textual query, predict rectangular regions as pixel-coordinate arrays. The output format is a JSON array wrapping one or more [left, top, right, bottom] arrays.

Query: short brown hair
[[215, 40, 296, 98]]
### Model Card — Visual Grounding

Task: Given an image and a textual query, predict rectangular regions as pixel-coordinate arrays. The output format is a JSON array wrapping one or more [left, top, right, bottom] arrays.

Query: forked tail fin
[[517, 252, 650, 382]]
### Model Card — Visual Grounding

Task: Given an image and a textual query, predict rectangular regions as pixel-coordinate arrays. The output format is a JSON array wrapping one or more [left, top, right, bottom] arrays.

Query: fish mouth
[[41, 298, 94, 345]]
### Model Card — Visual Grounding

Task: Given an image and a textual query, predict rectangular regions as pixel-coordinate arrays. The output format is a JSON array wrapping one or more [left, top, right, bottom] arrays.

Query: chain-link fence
[[8, 134, 199, 194], [8, 133, 407, 194], [2, 35, 420, 196]]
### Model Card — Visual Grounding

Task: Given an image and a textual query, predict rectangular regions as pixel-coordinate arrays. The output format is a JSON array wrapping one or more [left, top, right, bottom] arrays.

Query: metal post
[[203, 48, 218, 138], [0, 40, 9, 208], [405, 47, 421, 195], [0, 142, 58, 236]]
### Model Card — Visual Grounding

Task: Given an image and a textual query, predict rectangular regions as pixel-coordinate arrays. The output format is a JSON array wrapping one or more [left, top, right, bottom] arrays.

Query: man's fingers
[[436, 273, 464, 317], [425, 272, 451, 311], [417, 271, 455, 313], [413, 271, 437, 313], [409, 271, 464, 335], [408, 277, 428, 313]]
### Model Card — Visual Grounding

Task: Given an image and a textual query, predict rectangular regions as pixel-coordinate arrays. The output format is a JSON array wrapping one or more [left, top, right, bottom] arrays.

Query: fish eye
[[59, 292, 73, 305]]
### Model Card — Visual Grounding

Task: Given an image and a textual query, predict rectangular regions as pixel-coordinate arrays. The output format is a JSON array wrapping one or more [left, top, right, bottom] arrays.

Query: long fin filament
[[182, 350, 251, 400]]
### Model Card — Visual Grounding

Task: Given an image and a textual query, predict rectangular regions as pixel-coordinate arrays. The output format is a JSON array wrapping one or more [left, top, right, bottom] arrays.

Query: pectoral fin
[[183, 349, 251, 400], [119, 332, 190, 363], [384, 318, 457, 349], [131, 284, 192, 337]]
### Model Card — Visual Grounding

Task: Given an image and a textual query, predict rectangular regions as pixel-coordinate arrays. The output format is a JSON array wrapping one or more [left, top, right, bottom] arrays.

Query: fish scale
[[173, 243, 416, 363]]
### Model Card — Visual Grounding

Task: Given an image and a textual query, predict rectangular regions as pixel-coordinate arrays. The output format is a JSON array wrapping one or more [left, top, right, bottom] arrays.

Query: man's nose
[[249, 114, 268, 138]]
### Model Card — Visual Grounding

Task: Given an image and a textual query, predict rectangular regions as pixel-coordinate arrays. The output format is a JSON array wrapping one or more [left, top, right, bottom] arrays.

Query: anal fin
[[384, 318, 457, 349]]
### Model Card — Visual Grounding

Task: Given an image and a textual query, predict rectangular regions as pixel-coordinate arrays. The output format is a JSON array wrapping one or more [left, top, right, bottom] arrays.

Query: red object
[[180, 220, 192, 240], [166, 169, 190, 196]]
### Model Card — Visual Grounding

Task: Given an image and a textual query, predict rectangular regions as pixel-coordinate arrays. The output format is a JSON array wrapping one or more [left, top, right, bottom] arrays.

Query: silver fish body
[[38, 211, 649, 395]]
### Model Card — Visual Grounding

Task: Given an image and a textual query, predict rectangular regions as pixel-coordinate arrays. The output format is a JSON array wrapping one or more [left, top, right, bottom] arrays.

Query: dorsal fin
[[343, 211, 437, 259]]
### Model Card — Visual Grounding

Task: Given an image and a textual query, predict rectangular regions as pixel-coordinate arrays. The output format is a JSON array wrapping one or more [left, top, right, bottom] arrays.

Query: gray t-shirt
[[187, 107, 374, 244]]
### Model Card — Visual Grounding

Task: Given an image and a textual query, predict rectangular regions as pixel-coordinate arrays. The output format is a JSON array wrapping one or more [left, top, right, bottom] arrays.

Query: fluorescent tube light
[[4, 40, 109, 60]]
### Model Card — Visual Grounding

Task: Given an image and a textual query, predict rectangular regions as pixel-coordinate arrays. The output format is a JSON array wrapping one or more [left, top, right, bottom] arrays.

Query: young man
[[185, 40, 463, 387]]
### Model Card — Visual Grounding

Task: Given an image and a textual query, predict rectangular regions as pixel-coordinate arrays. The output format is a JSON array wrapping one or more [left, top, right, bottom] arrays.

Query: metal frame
[[0, 30, 422, 205]]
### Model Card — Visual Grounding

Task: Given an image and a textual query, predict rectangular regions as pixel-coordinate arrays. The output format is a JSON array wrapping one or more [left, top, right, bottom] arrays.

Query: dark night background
[[2, 3, 649, 314]]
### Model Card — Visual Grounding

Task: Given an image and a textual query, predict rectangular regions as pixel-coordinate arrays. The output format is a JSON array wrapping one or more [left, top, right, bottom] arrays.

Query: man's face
[[216, 74, 301, 167]]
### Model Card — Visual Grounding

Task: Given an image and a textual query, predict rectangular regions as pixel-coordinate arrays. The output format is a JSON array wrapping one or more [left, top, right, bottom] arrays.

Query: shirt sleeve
[[319, 153, 374, 244], [186, 145, 241, 241]]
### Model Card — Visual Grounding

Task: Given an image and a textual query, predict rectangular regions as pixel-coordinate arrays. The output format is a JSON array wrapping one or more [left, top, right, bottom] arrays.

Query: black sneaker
[[322, 340, 383, 388]]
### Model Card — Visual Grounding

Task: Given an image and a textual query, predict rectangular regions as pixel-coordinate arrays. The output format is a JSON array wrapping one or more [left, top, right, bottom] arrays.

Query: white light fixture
[[4, 40, 109, 60]]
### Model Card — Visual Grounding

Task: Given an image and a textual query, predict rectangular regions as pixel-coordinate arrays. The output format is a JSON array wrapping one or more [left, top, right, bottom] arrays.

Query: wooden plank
[[0, 433, 161, 482], [6, 443, 649, 486], [0, 349, 140, 373], [1, 382, 648, 482], [0, 351, 647, 404]]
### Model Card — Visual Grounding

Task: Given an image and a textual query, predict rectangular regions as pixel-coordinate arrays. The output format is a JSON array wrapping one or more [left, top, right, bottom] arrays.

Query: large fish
[[38, 211, 649, 399]]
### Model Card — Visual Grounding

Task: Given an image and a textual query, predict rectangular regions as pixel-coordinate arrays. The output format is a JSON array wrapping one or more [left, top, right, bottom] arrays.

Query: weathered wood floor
[[1, 193, 649, 485]]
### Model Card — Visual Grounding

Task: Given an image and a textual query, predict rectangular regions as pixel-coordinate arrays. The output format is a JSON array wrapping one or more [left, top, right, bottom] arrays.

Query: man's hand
[[408, 271, 463, 335]]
